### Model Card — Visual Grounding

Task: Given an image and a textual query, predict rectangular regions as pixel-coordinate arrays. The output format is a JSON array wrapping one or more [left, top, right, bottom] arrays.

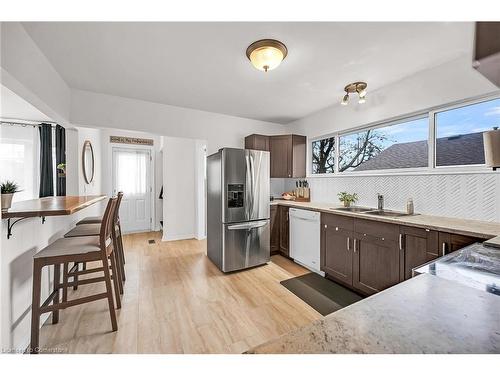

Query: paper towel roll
[[483, 129, 500, 168]]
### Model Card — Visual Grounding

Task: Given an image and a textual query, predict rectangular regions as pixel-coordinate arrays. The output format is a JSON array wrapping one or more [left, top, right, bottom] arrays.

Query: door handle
[[399, 234, 403, 251], [347, 237, 350, 251], [353, 238, 357, 253], [228, 220, 268, 230], [441, 242, 447, 256]]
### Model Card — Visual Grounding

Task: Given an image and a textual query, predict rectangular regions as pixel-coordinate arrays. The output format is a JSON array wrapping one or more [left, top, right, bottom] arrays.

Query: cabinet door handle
[[441, 242, 446, 257], [324, 224, 328, 229], [347, 237, 350, 251], [399, 234, 403, 251], [335, 226, 339, 231], [353, 238, 357, 253]]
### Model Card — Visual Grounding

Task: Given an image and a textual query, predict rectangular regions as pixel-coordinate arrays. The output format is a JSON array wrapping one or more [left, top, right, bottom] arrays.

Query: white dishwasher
[[289, 208, 323, 274]]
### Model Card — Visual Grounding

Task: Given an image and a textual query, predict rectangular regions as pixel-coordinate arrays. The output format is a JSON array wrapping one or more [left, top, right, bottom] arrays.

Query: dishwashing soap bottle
[[407, 198, 414, 215]]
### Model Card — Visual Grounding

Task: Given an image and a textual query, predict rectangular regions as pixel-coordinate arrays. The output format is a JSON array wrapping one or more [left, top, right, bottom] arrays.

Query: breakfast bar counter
[[2, 195, 106, 238]]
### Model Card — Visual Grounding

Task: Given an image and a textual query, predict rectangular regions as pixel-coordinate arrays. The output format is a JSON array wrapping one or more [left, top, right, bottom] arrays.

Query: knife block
[[294, 187, 311, 202]]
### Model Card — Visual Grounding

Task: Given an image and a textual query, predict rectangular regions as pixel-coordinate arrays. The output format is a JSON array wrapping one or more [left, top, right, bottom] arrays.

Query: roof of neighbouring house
[[353, 132, 485, 171]]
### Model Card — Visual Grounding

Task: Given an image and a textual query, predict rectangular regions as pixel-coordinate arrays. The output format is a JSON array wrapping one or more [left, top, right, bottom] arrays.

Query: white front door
[[112, 147, 152, 233]]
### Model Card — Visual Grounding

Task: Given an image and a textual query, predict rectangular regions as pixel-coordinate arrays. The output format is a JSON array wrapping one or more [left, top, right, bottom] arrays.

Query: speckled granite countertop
[[271, 200, 500, 240], [247, 274, 500, 354]]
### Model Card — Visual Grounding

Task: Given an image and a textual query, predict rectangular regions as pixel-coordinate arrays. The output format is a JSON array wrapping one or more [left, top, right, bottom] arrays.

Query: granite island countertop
[[247, 274, 500, 354], [271, 200, 500, 240], [414, 242, 500, 295]]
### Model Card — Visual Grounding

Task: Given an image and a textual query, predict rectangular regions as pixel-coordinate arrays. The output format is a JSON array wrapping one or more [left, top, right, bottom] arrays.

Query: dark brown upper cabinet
[[245, 134, 306, 178], [245, 134, 270, 151], [474, 22, 500, 87], [269, 134, 306, 178]]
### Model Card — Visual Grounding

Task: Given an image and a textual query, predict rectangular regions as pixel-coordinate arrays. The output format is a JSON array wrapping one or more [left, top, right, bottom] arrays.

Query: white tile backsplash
[[283, 173, 500, 222], [270, 178, 287, 198]]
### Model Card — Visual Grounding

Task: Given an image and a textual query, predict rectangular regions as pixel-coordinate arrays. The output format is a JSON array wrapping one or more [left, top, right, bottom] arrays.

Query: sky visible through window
[[436, 98, 500, 138]]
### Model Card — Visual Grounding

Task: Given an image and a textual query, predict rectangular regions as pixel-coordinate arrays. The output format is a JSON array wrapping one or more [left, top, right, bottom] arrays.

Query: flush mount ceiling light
[[341, 82, 368, 105], [246, 39, 288, 72]]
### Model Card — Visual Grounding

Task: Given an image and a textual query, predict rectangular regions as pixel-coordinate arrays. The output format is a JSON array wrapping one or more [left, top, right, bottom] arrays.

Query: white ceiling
[[22, 22, 474, 124], [1, 85, 53, 121]]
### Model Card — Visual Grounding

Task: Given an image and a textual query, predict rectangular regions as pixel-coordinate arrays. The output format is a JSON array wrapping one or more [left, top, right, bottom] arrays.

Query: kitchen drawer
[[354, 218, 399, 242], [321, 212, 354, 231]]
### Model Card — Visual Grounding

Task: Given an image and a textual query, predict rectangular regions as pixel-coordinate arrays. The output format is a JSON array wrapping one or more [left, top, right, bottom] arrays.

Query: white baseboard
[[162, 233, 195, 242]]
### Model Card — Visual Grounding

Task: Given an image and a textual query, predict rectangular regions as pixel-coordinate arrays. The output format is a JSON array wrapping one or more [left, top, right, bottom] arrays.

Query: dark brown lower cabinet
[[438, 232, 482, 257], [399, 226, 439, 280], [320, 216, 354, 286], [352, 234, 400, 295], [319, 211, 487, 296], [321, 214, 401, 296], [279, 206, 290, 257], [270, 205, 280, 254]]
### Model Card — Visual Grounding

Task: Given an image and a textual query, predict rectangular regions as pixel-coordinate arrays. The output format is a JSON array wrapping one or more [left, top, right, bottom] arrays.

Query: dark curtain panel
[[55, 125, 66, 196], [39, 123, 54, 197]]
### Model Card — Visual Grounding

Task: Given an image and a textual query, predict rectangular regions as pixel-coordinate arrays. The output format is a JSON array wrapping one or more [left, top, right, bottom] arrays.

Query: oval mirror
[[82, 140, 95, 184]]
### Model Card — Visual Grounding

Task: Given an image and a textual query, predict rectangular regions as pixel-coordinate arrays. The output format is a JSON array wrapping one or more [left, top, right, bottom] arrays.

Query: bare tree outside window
[[312, 137, 335, 173], [339, 129, 390, 171]]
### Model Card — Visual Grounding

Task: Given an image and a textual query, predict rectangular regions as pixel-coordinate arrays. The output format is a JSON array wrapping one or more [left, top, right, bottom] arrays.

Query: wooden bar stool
[[29, 197, 119, 354], [74, 192, 126, 281], [64, 193, 125, 304]]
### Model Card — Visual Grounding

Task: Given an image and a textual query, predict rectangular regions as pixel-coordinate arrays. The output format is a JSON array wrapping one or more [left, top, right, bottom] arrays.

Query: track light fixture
[[341, 82, 368, 106]]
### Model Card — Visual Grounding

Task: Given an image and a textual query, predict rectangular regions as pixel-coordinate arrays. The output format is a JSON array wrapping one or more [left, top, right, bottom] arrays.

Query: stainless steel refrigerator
[[207, 148, 270, 272]]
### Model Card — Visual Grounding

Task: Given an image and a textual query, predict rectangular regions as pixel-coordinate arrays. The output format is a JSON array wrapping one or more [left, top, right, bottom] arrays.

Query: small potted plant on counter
[[1, 180, 21, 212], [338, 192, 358, 208]]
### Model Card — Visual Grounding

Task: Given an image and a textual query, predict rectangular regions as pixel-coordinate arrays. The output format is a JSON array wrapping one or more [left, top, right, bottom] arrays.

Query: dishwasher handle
[[291, 216, 317, 222]]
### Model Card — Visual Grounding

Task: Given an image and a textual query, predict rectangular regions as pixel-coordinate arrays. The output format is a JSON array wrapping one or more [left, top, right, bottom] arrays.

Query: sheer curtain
[[0, 124, 39, 202], [114, 150, 148, 195]]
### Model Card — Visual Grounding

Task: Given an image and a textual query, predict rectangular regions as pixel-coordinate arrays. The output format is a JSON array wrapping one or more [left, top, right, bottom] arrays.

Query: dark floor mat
[[280, 273, 364, 316]]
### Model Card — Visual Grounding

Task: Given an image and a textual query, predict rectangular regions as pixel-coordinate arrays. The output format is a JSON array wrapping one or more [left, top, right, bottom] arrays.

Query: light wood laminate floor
[[38, 232, 320, 353]]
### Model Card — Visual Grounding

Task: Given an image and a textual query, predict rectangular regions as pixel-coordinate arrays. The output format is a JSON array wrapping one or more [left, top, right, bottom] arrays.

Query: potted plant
[[337, 192, 358, 208], [57, 163, 66, 177], [1, 180, 21, 212]]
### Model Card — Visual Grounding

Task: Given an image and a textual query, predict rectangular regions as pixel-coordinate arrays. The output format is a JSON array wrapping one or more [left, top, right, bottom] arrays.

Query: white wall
[[194, 140, 207, 240], [162, 136, 199, 241], [289, 56, 498, 137], [0, 23, 71, 125], [65, 128, 80, 196], [70, 89, 286, 155], [285, 57, 500, 222]]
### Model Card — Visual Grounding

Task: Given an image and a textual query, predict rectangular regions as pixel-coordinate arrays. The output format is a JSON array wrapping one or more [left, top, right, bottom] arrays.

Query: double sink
[[333, 206, 416, 217]]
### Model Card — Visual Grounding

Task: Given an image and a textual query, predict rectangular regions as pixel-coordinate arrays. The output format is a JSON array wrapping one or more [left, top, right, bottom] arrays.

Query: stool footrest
[[39, 292, 108, 314], [68, 266, 105, 277]]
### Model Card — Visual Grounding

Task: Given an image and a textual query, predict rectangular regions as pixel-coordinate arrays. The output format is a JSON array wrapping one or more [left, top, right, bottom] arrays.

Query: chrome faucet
[[377, 194, 384, 210]]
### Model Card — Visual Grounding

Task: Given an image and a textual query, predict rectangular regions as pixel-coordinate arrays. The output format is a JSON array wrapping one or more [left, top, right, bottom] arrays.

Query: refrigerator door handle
[[227, 220, 268, 231]]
